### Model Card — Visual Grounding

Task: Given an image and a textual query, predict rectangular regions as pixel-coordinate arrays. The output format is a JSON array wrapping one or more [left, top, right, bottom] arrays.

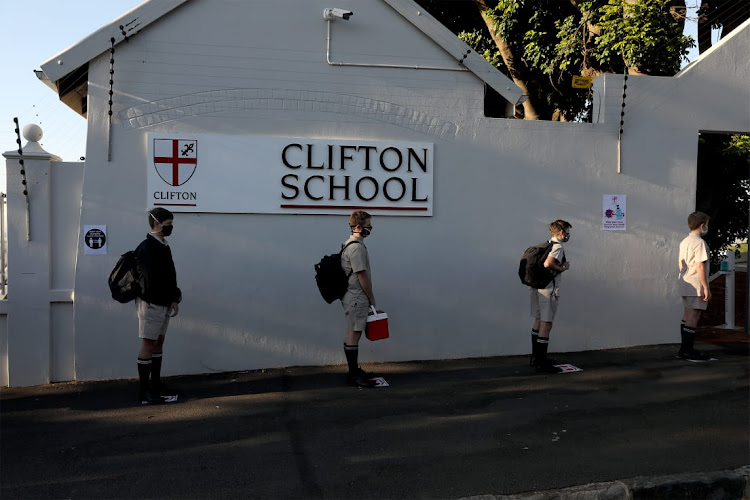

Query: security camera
[[323, 8, 353, 20]]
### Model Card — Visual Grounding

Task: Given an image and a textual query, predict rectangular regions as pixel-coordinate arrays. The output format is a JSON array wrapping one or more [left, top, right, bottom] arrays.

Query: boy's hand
[[701, 286, 711, 302], [169, 302, 180, 317]]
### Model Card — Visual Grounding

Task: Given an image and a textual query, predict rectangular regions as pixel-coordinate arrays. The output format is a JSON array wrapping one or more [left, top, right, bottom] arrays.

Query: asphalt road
[[1, 343, 748, 499]]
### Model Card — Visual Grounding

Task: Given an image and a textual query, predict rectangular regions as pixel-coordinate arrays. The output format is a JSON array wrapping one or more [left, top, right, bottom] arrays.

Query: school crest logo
[[153, 139, 197, 186]]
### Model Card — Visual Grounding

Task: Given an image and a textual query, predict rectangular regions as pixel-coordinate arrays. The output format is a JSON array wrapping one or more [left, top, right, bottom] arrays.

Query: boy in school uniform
[[677, 211, 713, 362], [529, 220, 572, 373], [340, 210, 377, 388], [135, 208, 182, 403]]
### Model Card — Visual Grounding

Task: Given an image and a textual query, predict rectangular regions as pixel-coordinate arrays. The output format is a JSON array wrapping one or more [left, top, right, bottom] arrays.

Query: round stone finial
[[23, 124, 43, 143]]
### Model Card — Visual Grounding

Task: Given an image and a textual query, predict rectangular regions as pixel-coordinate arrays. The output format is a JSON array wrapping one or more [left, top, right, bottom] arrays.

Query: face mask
[[361, 226, 372, 237], [161, 225, 173, 237], [701, 225, 709, 236], [563, 232, 570, 243]]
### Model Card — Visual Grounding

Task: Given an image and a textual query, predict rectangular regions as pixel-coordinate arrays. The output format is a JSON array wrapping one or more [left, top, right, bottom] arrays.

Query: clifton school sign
[[147, 134, 433, 216]]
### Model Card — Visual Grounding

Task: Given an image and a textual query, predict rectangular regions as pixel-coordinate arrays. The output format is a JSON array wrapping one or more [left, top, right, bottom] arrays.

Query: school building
[[2, 0, 748, 386]]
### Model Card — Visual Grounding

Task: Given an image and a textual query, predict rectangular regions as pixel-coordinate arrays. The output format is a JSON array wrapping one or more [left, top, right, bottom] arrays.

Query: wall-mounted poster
[[83, 225, 107, 255], [603, 195, 626, 231]]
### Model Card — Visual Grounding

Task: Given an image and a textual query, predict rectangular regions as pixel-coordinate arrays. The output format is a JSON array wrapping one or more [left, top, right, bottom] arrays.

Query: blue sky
[[0, 1, 143, 168], [1, 1, 708, 192]]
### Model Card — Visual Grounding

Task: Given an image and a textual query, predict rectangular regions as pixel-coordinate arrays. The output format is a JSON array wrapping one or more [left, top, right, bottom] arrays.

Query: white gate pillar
[[3, 124, 61, 386], [719, 250, 736, 329]]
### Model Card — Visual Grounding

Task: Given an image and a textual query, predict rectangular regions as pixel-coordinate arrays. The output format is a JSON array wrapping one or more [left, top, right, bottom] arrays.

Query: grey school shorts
[[682, 296, 708, 311], [342, 293, 370, 332], [530, 287, 558, 322], [137, 299, 171, 340]]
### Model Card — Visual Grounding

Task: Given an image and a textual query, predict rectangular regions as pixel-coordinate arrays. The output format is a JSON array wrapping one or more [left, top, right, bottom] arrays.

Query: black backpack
[[518, 241, 557, 289], [315, 240, 361, 304], [108, 251, 144, 303]]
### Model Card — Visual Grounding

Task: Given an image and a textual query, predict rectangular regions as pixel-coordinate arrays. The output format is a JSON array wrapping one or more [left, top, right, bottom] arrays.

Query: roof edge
[[676, 18, 750, 78], [39, 0, 190, 84], [382, 0, 523, 105]]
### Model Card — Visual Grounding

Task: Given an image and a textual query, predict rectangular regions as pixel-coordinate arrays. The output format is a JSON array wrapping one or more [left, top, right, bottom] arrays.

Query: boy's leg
[[530, 291, 541, 365], [344, 331, 374, 387], [138, 300, 172, 402], [151, 334, 176, 397], [683, 307, 702, 328], [535, 321, 560, 370], [344, 329, 362, 374], [534, 292, 561, 372], [342, 300, 375, 388], [679, 305, 710, 361], [344, 330, 362, 372], [138, 339, 157, 402]]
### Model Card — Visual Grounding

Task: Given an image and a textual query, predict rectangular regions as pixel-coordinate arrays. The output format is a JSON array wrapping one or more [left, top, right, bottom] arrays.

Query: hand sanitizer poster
[[603, 195, 626, 231]]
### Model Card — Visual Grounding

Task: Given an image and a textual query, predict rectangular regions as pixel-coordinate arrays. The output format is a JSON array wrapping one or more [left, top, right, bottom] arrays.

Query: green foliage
[[458, 31, 505, 70], [726, 135, 750, 157], [458, 0, 695, 120], [554, 14, 585, 73], [596, 0, 694, 75], [697, 134, 750, 272]]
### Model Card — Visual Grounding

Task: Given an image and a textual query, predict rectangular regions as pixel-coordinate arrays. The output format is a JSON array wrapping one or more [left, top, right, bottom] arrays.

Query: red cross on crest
[[154, 139, 197, 186]]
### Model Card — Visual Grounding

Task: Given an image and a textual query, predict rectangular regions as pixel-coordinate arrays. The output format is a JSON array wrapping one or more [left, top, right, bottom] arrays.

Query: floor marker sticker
[[554, 364, 583, 373]]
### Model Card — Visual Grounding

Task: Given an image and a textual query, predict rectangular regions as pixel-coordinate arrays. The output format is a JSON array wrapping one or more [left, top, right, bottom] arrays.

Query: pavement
[[1, 341, 748, 500]]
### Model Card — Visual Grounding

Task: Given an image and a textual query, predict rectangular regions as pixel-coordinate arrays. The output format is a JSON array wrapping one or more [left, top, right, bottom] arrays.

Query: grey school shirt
[[341, 236, 370, 302], [543, 237, 566, 294]]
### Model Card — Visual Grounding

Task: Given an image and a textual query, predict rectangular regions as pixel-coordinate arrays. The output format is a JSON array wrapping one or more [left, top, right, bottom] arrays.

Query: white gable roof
[[39, 0, 523, 113], [40, 0, 189, 83]]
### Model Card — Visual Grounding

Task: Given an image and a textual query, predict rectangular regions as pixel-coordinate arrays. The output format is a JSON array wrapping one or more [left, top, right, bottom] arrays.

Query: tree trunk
[[473, 0, 543, 119]]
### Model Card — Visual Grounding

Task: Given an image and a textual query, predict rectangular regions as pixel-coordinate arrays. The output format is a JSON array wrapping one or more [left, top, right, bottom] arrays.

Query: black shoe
[[139, 391, 162, 405], [532, 355, 558, 366], [347, 374, 376, 388], [356, 367, 373, 378], [535, 360, 563, 374], [153, 384, 179, 398], [677, 349, 713, 362]]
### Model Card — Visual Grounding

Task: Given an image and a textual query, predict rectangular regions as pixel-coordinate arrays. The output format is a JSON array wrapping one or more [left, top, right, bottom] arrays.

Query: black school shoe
[[347, 373, 376, 388], [534, 359, 563, 374], [677, 349, 713, 362], [153, 384, 179, 398], [139, 391, 162, 405], [530, 355, 557, 367], [140, 388, 179, 405]]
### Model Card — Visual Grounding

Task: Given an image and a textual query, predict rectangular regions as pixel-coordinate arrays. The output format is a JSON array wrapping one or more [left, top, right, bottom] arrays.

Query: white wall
[[5, 4, 748, 385], [1, 148, 82, 386]]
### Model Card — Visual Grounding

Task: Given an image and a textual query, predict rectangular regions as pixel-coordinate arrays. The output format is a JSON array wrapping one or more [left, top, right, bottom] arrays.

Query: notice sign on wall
[[602, 195, 626, 231], [83, 225, 107, 255], [147, 134, 433, 216]]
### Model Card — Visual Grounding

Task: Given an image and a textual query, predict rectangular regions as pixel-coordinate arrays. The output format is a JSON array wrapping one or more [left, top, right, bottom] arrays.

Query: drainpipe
[[325, 18, 468, 72]]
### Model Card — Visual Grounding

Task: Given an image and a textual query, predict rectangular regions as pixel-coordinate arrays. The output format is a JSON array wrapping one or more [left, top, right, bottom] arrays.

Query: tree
[[696, 133, 750, 272], [697, 0, 750, 54], [416, 0, 695, 121]]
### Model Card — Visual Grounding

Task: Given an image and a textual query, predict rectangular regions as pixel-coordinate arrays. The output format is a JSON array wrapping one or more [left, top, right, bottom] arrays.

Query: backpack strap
[[341, 240, 362, 251], [341, 240, 362, 277]]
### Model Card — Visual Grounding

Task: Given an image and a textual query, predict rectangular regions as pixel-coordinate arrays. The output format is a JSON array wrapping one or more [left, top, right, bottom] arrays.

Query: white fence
[[0, 192, 7, 298]]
